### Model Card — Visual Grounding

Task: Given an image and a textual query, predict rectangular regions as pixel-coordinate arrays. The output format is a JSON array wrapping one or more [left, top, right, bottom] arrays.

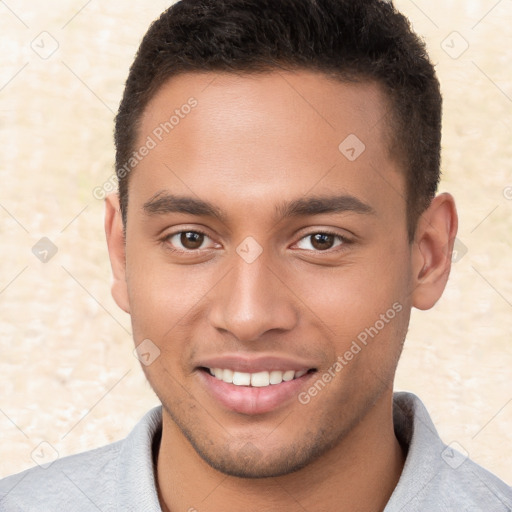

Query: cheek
[[124, 247, 213, 341], [290, 261, 406, 333], [285, 248, 411, 378]]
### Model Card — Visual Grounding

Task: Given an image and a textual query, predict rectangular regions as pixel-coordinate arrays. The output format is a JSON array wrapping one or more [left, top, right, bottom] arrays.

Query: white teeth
[[222, 368, 234, 384], [208, 368, 309, 387], [232, 371, 251, 386], [251, 371, 270, 387], [282, 370, 295, 381], [269, 370, 283, 384]]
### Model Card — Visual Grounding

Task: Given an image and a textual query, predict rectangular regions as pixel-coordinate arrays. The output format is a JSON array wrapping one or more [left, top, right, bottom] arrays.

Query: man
[[1, 0, 511, 510]]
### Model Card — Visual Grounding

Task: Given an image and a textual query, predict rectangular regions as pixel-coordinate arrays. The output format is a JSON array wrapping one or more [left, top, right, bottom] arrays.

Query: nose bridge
[[209, 250, 297, 341]]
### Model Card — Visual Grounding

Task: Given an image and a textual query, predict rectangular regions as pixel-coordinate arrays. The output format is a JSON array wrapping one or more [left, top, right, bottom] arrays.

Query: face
[[108, 70, 431, 478]]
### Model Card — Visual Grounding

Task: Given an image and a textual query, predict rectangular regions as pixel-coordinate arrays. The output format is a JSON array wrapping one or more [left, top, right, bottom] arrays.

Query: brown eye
[[310, 233, 335, 250], [295, 232, 346, 252], [180, 231, 205, 249], [165, 230, 214, 252]]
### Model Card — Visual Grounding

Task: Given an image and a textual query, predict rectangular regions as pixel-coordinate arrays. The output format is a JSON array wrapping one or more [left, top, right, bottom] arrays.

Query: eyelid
[[161, 228, 218, 253], [293, 229, 352, 252], [160, 227, 353, 254]]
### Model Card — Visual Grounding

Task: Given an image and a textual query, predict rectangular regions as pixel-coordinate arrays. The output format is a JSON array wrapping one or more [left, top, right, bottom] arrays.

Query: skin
[[105, 70, 457, 511]]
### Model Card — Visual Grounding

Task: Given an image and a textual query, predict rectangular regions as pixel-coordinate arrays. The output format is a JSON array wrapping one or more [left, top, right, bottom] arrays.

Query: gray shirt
[[1, 392, 511, 511]]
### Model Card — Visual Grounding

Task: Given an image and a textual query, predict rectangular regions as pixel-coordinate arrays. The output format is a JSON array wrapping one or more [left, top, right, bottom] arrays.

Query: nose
[[208, 252, 298, 343]]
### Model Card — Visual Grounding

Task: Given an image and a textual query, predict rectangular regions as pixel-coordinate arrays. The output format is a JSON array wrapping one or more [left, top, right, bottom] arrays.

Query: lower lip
[[198, 370, 315, 415]]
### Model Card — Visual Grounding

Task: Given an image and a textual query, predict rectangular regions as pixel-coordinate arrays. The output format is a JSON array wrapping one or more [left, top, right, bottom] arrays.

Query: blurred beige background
[[1, 0, 511, 484]]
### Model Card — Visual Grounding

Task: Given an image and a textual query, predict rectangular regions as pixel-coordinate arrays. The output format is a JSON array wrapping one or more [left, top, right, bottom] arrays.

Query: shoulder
[[0, 405, 163, 512], [0, 440, 122, 512], [388, 392, 512, 511], [422, 455, 512, 510]]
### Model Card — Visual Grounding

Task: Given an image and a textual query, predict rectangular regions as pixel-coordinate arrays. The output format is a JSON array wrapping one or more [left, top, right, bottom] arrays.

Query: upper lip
[[196, 354, 318, 373]]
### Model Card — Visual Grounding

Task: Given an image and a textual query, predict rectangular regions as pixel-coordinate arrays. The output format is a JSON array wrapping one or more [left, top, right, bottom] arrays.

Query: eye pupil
[[181, 231, 204, 249], [311, 233, 334, 250]]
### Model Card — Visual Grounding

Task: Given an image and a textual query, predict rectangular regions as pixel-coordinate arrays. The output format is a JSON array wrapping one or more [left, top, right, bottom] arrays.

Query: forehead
[[130, 70, 404, 226], [139, 70, 392, 150]]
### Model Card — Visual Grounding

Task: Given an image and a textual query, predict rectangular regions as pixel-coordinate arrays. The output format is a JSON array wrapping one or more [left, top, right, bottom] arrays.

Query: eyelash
[[161, 229, 214, 255], [160, 229, 351, 255], [296, 230, 352, 253]]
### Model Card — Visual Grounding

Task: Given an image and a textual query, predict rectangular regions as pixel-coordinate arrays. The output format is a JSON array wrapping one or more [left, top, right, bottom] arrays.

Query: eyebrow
[[142, 191, 376, 223]]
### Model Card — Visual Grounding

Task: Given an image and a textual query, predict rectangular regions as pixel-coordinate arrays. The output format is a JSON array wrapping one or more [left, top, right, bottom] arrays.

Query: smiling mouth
[[200, 367, 317, 387]]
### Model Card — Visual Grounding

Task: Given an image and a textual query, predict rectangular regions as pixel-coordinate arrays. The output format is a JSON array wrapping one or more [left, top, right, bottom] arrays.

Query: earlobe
[[104, 193, 130, 314], [411, 193, 458, 310]]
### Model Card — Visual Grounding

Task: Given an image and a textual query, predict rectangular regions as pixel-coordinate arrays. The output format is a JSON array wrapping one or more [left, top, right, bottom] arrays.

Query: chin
[[172, 412, 342, 479], [192, 442, 321, 479]]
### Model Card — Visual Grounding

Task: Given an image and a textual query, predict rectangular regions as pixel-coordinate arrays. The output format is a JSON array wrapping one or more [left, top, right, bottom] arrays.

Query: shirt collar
[[385, 391, 446, 510], [116, 405, 163, 511], [113, 393, 439, 511]]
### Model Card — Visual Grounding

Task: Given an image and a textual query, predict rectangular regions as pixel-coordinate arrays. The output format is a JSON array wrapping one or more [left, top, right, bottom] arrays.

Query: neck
[[156, 393, 405, 512]]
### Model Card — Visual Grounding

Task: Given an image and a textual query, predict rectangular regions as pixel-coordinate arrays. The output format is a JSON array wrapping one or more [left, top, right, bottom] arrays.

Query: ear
[[104, 193, 130, 314], [411, 193, 458, 310]]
